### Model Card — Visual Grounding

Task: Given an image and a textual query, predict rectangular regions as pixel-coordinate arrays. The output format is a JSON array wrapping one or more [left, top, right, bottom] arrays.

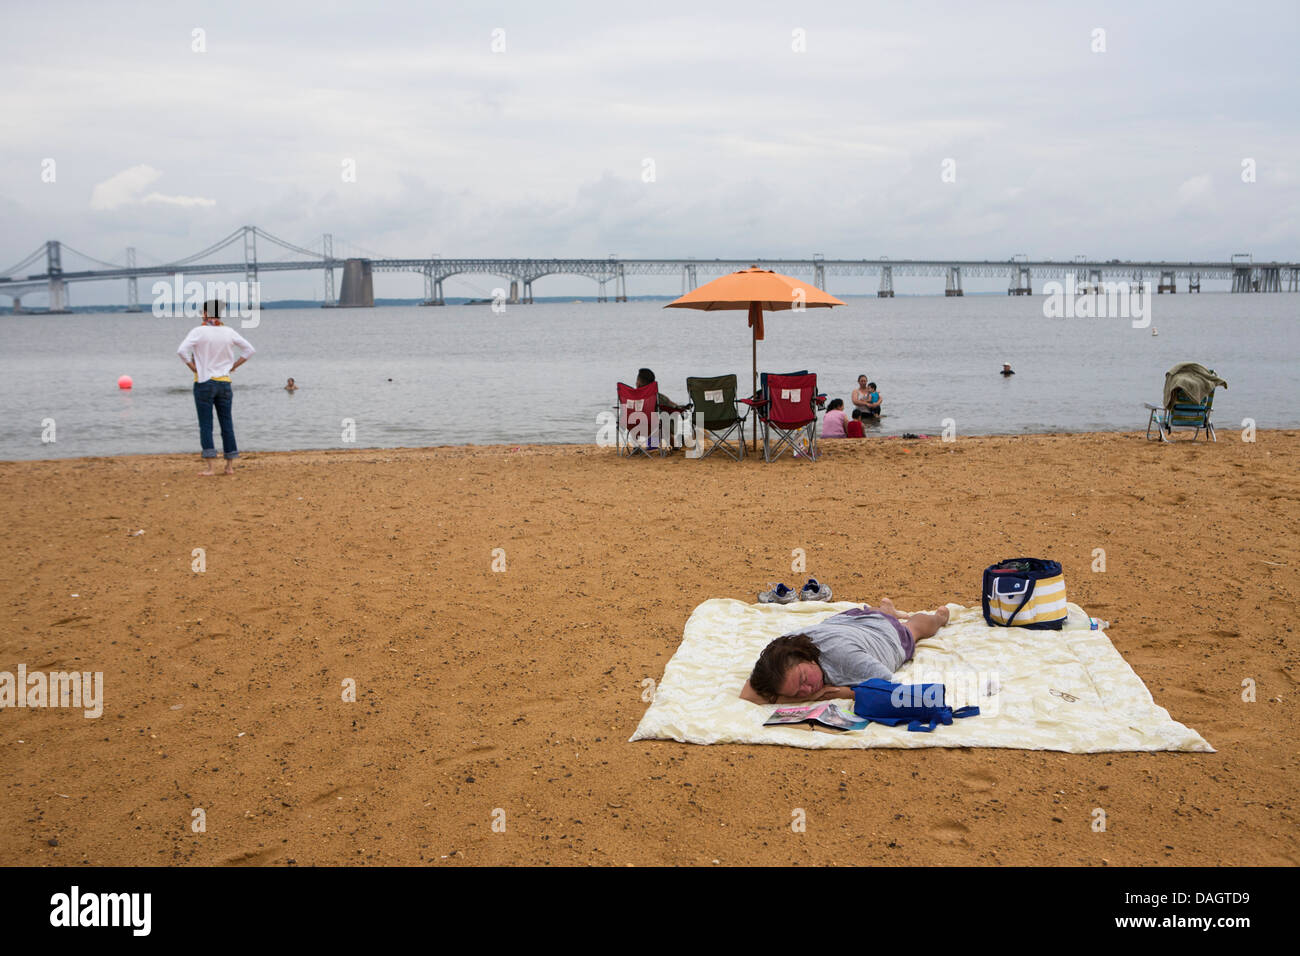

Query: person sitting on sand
[[635, 367, 686, 449], [821, 398, 848, 438], [285, 377, 298, 392], [739, 599, 951, 704], [851, 375, 873, 416], [635, 368, 685, 413], [846, 408, 866, 438]]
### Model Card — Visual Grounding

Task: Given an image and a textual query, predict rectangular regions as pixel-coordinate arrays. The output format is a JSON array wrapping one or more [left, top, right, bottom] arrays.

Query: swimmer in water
[[285, 377, 298, 392]]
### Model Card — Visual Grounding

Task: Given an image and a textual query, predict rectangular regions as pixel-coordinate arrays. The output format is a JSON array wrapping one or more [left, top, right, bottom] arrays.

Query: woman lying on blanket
[[739, 599, 950, 705]]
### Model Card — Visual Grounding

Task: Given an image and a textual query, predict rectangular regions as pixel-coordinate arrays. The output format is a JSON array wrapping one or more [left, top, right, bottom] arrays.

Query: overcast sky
[[2, 0, 1297, 300]]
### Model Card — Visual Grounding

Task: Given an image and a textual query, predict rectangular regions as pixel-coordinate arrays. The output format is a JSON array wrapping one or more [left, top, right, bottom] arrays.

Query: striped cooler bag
[[982, 558, 1068, 630]]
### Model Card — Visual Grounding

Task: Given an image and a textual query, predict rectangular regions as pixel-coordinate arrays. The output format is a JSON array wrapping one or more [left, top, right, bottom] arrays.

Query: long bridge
[[2, 226, 1296, 312]]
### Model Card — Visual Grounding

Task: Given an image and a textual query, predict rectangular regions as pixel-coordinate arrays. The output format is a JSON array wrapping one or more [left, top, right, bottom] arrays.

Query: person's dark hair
[[826, 398, 844, 411], [867, 381, 877, 389], [851, 408, 862, 420], [203, 299, 221, 318], [637, 367, 656, 386], [749, 634, 822, 704]]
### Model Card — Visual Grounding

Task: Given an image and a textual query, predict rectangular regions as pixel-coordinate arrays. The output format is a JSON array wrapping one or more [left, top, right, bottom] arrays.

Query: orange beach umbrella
[[665, 265, 844, 450]]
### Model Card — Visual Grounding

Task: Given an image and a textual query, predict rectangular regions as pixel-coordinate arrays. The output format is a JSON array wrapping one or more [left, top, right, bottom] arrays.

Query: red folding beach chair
[[615, 382, 665, 458], [742, 372, 825, 462]]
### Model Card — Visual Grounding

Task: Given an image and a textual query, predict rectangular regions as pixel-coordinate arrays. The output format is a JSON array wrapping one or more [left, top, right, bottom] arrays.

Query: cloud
[[90, 164, 214, 210], [90, 165, 161, 210], [141, 193, 217, 208]]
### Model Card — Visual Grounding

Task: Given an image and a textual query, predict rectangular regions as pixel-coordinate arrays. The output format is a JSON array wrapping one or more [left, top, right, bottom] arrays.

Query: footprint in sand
[[929, 820, 971, 843], [961, 770, 997, 791], [222, 847, 280, 866]]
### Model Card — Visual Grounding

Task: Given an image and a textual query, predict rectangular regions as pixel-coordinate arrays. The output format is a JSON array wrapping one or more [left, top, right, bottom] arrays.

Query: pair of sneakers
[[758, 579, 832, 604]]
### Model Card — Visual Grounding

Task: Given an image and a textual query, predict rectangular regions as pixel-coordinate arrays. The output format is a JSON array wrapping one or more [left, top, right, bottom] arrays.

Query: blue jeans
[[193, 380, 238, 459]]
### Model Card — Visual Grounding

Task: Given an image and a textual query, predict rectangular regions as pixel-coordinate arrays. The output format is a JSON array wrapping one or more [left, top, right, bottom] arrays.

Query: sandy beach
[[1, 430, 1296, 867]]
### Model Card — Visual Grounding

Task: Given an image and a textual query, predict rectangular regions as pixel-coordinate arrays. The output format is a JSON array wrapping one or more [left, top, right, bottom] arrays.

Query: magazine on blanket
[[763, 702, 868, 732]]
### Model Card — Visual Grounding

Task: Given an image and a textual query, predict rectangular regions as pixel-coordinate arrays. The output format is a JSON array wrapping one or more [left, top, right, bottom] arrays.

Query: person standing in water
[[851, 374, 873, 416], [177, 300, 255, 476]]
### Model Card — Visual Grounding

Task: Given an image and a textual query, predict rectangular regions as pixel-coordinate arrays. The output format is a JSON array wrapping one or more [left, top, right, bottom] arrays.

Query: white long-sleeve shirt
[[177, 325, 256, 383]]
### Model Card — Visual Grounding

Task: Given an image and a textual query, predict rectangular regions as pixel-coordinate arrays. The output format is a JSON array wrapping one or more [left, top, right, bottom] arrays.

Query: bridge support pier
[[243, 225, 258, 300], [322, 234, 336, 307], [1158, 270, 1176, 293], [125, 247, 141, 312], [1188, 273, 1200, 293], [1289, 267, 1300, 292], [813, 254, 825, 290], [337, 258, 374, 307], [615, 264, 627, 302], [1257, 266, 1281, 292], [944, 266, 963, 296], [523, 279, 534, 304], [48, 280, 68, 312], [1007, 265, 1031, 295], [46, 240, 70, 313], [419, 270, 445, 306], [681, 264, 697, 294], [878, 265, 894, 297]]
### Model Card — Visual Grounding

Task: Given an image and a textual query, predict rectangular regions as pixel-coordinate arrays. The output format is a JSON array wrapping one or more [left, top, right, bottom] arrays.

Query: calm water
[[1, 294, 1296, 460]]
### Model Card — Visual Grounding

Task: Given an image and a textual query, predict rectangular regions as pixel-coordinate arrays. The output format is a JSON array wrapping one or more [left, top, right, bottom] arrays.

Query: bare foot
[[932, 606, 950, 626], [222, 464, 235, 475], [878, 597, 898, 616], [198, 467, 216, 476]]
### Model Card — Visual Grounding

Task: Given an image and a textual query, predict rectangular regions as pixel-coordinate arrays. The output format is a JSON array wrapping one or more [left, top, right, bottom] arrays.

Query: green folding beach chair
[[1145, 376, 1219, 443], [684, 374, 748, 461]]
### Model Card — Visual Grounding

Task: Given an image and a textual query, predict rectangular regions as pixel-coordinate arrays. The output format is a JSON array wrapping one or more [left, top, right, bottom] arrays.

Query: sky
[[1, 0, 1297, 301]]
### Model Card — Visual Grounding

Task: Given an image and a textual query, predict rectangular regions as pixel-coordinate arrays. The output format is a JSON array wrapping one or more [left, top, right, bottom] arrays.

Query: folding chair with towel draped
[[1145, 362, 1226, 442]]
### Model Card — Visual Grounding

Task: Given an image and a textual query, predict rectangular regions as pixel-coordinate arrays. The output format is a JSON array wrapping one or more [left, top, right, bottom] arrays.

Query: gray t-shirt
[[783, 610, 906, 686]]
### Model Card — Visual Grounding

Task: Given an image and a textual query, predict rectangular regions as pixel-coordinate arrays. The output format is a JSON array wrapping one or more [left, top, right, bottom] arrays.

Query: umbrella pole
[[751, 313, 758, 454]]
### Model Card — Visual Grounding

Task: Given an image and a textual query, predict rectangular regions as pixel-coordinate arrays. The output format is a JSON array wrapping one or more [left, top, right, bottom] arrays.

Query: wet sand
[[1, 430, 1297, 866]]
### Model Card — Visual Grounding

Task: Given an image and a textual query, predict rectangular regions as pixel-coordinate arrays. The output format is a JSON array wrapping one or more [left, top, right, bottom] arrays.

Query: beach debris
[[237, 732, 245, 737], [71, 594, 78, 598], [170, 704, 183, 711], [129, 529, 145, 536]]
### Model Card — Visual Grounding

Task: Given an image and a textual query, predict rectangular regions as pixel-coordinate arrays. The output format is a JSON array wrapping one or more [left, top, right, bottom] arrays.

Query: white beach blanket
[[630, 599, 1214, 753]]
